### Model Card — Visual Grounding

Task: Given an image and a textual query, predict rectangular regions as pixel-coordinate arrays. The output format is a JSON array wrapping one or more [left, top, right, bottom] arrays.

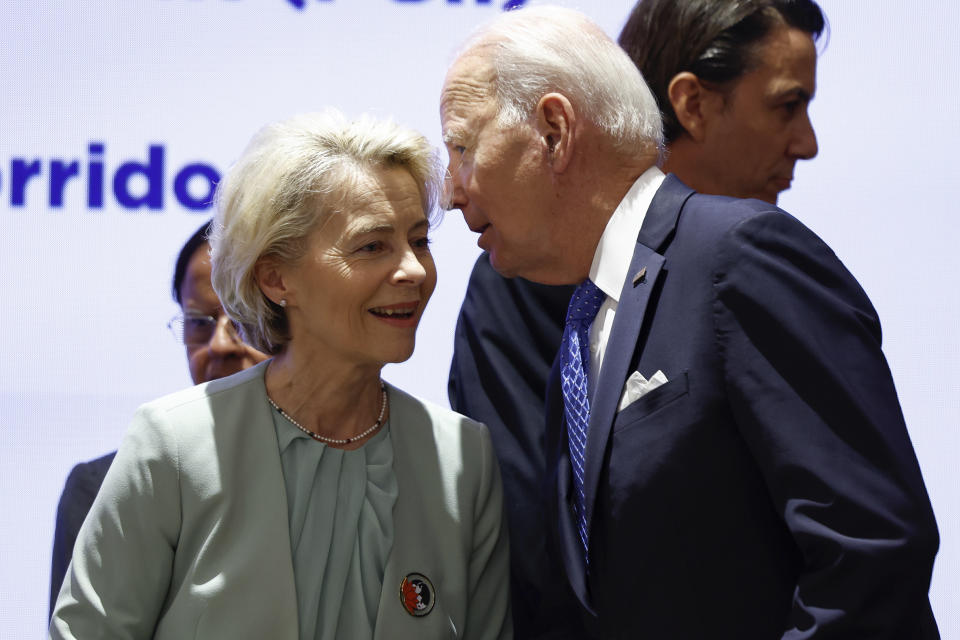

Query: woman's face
[[280, 166, 437, 369]]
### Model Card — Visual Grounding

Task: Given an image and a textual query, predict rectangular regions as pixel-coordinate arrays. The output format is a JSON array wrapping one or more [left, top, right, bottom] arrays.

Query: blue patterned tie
[[560, 278, 605, 564]]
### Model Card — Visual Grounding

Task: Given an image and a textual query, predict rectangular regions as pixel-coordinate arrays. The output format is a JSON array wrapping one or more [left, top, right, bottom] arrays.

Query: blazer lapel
[[580, 175, 694, 553], [547, 250, 665, 615], [546, 360, 596, 613]]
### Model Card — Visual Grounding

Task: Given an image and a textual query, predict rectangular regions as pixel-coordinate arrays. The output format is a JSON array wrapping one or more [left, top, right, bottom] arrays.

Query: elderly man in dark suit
[[441, 5, 939, 638], [451, 1, 828, 635], [49, 221, 268, 616]]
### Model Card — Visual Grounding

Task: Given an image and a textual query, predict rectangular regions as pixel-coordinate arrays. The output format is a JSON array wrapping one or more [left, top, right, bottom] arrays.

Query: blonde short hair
[[210, 109, 443, 354]]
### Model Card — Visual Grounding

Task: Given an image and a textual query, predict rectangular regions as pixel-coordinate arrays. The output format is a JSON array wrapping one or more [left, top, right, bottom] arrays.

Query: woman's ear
[[255, 257, 288, 307], [535, 92, 576, 173], [667, 71, 720, 143]]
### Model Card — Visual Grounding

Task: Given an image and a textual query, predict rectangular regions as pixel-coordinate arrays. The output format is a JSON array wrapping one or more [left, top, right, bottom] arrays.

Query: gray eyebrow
[[442, 126, 467, 145], [352, 218, 430, 236], [351, 222, 393, 236]]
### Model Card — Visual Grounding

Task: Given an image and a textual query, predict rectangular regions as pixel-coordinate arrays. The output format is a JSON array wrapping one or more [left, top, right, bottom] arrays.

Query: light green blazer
[[50, 361, 511, 639]]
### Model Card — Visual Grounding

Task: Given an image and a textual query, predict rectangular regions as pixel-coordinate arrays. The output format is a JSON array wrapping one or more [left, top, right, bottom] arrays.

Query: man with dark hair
[[445, 2, 938, 637], [619, 0, 823, 202], [49, 221, 267, 615]]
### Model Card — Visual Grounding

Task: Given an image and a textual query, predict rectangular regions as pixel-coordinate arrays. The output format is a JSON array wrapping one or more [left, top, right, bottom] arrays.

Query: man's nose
[[790, 111, 818, 160], [208, 316, 243, 355], [444, 165, 467, 212]]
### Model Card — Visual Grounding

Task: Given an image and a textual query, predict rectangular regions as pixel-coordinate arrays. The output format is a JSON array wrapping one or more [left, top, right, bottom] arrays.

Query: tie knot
[[565, 279, 604, 325]]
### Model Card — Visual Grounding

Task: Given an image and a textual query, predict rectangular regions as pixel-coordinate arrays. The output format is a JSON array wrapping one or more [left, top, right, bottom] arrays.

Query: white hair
[[460, 5, 663, 155], [210, 109, 444, 354]]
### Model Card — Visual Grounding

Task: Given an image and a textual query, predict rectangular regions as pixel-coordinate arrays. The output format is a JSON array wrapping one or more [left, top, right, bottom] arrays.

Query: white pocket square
[[617, 370, 669, 412]]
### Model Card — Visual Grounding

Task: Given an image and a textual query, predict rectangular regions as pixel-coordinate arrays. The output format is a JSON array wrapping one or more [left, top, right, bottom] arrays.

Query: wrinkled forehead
[[182, 242, 218, 305], [440, 51, 497, 123]]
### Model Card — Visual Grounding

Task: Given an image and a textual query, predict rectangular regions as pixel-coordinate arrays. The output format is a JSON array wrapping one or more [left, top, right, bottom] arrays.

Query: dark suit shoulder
[[50, 451, 116, 617], [670, 194, 880, 328], [450, 254, 572, 423], [680, 192, 786, 237], [460, 252, 573, 325], [60, 452, 116, 516], [70, 451, 116, 483], [678, 192, 836, 260]]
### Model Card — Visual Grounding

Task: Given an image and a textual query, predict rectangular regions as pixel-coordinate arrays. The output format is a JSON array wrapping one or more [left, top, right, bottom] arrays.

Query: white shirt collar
[[588, 166, 665, 302]]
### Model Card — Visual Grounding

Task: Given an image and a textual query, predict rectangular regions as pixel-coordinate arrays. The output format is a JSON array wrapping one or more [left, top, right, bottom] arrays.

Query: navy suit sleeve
[[712, 211, 939, 638], [449, 254, 585, 639], [49, 452, 115, 618]]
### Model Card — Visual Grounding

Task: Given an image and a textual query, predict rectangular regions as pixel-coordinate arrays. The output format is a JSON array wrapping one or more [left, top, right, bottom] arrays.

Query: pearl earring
[[279, 299, 287, 307]]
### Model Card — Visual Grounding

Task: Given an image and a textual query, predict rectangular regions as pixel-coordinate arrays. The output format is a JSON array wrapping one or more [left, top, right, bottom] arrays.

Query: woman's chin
[[380, 340, 417, 365], [386, 349, 416, 365]]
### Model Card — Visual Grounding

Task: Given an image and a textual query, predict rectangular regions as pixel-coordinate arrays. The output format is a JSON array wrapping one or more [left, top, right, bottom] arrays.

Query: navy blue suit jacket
[[49, 452, 115, 618], [543, 175, 939, 638], [449, 258, 580, 638]]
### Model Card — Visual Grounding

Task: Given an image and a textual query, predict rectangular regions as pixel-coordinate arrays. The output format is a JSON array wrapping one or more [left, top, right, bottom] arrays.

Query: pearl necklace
[[267, 381, 387, 445]]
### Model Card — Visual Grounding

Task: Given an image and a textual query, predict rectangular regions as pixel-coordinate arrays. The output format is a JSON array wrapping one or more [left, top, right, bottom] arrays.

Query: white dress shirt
[[586, 166, 665, 398]]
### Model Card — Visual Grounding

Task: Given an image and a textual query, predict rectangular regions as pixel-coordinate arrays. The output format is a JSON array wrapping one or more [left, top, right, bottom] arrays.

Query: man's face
[[440, 54, 552, 278], [698, 25, 818, 204], [180, 243, 268, 384]]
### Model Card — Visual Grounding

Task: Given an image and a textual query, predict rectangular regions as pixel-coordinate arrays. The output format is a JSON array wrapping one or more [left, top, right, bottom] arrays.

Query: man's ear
[[255, 257, 289, 307], [535, 92, 576, 173], [667, 71, 721, 143]]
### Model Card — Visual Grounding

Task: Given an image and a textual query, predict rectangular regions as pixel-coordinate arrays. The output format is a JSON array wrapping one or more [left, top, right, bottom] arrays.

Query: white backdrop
[[2, 1, 956, 636]]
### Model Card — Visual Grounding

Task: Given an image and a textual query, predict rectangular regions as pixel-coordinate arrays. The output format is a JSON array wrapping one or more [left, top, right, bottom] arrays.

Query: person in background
[[448, 1, 828, 636], [442, 5, 937, 637], [50, 110, 511, 640], [48, 220, 268, 616]]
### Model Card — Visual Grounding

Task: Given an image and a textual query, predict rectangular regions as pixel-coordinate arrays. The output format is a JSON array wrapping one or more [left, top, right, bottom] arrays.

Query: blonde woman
[[50, 111, 511, 640]]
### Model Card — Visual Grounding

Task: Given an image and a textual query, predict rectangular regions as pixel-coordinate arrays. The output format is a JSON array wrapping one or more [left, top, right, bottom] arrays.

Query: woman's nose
[[393, 248, 428, 285]]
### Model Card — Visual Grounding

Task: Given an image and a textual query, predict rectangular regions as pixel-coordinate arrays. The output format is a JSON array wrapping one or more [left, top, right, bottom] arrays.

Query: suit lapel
[[550, 247, 665, 615], [580, 175, 694, 553], [546, 360, 596, 613]]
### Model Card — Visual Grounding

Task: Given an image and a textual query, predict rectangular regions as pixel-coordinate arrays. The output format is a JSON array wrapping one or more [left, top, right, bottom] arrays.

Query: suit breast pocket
[[612, 370, 689, 433]]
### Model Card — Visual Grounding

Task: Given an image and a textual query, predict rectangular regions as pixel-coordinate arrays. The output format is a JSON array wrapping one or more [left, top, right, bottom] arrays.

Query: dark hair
[[618, 0, 826, 143], [172, 220, 213, 305]]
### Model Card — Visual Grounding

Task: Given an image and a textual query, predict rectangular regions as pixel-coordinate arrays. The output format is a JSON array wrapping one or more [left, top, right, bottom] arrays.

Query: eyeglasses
[[442, 151, 466, 211], [442, 167, 456, 211], [167, 311, 241, 346]]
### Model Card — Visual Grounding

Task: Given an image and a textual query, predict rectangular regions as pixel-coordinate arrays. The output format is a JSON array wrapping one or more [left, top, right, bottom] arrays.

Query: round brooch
[[399, 573, 436, 617]]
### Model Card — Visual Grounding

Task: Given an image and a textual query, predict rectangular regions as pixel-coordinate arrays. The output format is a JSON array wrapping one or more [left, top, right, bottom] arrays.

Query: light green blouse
[[272, 411, 398, 640]]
